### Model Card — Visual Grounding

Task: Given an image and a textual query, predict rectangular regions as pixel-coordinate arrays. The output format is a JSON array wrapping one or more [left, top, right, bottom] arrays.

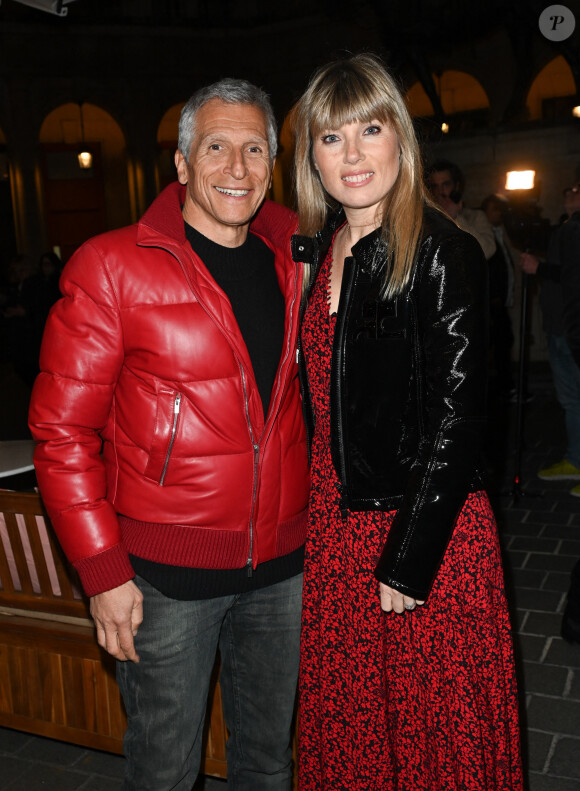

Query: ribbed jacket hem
[[119, 508, 308, 570]]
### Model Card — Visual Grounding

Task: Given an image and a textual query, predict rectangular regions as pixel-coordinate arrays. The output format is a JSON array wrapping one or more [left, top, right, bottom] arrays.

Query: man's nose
[[225, 149, 247, 179]]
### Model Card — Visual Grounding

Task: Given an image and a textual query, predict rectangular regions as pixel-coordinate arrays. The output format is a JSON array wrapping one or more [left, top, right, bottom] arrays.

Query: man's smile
[[214, 186, 251, 197]]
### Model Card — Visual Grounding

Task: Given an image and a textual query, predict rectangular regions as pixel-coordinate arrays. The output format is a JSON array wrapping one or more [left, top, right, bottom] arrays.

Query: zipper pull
[[296, 348, 299, 364], [246, 561, 253, 578]]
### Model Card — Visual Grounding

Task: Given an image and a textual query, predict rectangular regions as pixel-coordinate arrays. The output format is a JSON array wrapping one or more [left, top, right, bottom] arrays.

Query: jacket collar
[[137, 181, 297, 253], [292, 207, 388, 276]]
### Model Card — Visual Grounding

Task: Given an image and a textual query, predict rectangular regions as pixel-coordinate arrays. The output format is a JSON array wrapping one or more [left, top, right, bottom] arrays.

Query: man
[[482, 193, 516, 398], [520, 181, 580, 497], [427, 159, 496, 260], [29, 79, 309, 790], [521, 180, 580, 645]]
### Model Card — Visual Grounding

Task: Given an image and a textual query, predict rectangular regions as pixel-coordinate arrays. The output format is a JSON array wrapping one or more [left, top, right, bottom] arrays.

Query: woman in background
[[292, 54, 522, 790]]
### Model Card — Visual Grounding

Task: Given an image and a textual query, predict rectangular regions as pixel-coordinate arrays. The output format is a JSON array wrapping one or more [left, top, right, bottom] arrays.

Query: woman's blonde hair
[[294, 53, 431, 298]]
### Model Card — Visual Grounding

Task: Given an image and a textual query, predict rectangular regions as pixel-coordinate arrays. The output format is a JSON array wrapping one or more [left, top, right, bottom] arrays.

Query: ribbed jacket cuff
[[74, 544, 135, 597]]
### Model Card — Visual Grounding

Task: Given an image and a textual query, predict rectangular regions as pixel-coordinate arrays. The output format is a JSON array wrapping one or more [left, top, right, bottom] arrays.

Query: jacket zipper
[[159, 392, 182, 486], [243, 262, 302, 573], [263, 262, 301, 445], [240, 365, 259, 575], [332, 256, 357, 510]]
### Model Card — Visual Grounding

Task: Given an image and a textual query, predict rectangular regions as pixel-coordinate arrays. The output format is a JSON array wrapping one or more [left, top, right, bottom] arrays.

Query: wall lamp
[[77, 102, 92, 170], [505, 171, 535, 191]]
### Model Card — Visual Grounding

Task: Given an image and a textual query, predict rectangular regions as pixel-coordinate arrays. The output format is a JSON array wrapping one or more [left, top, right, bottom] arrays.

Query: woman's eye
[[364, 125, 381, 135], [321, 133, 340, 144]]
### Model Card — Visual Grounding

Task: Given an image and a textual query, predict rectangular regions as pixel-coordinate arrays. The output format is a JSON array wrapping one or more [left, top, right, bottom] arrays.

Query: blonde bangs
[[307, 75, 390, 138]]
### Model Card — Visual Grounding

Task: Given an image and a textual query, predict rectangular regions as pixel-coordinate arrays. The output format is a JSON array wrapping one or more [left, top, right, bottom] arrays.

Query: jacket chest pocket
[[354, 297, 407, 341], [144, 390, 182, 485]]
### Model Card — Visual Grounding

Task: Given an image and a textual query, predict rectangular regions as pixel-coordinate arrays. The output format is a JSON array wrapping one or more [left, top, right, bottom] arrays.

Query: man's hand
[[520, 252, 539, 275], [379, 582, 425, 614], [90, 580, 144, 662], [436, 194, 462, 220]]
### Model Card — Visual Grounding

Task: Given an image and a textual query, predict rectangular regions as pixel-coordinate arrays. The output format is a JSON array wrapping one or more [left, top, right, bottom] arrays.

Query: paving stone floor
[[1, 362, 580, 789]]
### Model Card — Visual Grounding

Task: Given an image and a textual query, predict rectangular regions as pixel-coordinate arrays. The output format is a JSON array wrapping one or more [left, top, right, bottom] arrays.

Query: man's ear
[[175, 150, 189, 185]]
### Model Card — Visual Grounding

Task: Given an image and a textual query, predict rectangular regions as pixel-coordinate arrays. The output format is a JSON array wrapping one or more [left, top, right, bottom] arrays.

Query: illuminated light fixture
[[441, 122, 449, 134], [6, 0, 77, 16], [77, 102, 93, 170], [77, 150, 92, 169], [505, 170, 535, 190], [573, 105, 580, 118]]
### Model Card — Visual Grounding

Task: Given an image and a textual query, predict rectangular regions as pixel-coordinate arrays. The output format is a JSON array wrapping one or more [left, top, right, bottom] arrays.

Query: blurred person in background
[[520, 180, 580, 497], [426, 158, 496, 260]]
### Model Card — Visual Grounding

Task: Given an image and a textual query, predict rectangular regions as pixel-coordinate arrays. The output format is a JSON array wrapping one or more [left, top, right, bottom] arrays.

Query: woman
[[291, 54, 522, 790]]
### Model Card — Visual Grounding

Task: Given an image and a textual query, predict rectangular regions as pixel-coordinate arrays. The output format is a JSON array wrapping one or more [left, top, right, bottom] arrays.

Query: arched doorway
[[0, 126, 17, 265], [526, 56, 576, 121], [405, 70, 489, 131], [39, 103, 129, 262], [157, 103, 182, 193]]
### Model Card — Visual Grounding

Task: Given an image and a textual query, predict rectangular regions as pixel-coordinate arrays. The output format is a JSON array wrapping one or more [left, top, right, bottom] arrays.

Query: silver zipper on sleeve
[[160, 392, 182, 486]]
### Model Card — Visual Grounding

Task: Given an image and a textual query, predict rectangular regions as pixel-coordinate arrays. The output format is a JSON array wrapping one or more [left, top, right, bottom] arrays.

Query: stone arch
[[157, 102, 183, 192], [275, 104, 298, 209], [0, 123, 18, 264], [526, 56, 576, 121], [405, 70, 489, 120], [39, 103, 130, 260]]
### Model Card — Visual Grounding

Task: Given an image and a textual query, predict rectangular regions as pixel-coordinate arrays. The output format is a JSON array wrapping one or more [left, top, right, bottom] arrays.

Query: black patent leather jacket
[[291, 205, 488, 600]]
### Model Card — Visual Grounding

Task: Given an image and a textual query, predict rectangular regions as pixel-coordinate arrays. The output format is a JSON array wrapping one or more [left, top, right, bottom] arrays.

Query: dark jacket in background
[[561, 211, 580, 369]]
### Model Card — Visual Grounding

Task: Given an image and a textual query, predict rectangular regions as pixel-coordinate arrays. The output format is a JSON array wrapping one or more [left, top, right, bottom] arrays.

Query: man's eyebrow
[[199, 131, 268, 144]]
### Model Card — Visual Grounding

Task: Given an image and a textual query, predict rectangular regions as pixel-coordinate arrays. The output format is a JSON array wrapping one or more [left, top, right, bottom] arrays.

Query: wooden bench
[[0, 490, 229, 778]]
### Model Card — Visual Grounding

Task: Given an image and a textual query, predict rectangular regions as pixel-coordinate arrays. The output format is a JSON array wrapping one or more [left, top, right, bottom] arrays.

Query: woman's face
[[312, 118, 400, 223]]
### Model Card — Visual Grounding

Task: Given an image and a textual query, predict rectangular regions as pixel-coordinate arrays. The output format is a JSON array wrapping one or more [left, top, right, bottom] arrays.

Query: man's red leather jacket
[[29, 183, 309, 596]]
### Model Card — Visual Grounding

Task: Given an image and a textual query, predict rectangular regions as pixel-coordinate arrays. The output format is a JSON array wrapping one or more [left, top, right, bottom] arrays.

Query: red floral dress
[[298, 242, 523, 790]]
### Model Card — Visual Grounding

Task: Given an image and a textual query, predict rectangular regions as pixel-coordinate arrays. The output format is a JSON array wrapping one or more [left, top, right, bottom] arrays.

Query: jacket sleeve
[[374, 231, 488, 600], [28, 240, 135, 597], [560, 219, 580, 370]]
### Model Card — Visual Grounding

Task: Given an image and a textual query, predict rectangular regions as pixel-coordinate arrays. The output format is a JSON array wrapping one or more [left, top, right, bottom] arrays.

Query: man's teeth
[[215, 187, 249, 196], [342, 172, 374, 183]]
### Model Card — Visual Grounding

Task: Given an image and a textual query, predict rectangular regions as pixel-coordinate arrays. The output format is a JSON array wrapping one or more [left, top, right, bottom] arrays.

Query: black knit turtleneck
[[184, 222, 285, 418]]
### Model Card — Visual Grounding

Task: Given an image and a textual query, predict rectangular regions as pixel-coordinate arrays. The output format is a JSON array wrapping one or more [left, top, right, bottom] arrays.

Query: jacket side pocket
[[143, 390, 182, 485]]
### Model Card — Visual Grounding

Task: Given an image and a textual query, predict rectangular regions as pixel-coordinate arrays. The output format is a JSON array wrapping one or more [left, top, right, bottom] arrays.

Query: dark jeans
[[117, 573, 302, 791]]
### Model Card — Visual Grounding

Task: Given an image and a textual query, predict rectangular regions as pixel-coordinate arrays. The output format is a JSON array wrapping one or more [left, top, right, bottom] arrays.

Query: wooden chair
[[0, 490, 228, 778]]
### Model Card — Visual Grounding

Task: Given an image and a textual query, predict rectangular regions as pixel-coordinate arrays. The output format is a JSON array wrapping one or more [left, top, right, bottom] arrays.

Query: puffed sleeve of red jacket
[[28, 237, 135, 596]]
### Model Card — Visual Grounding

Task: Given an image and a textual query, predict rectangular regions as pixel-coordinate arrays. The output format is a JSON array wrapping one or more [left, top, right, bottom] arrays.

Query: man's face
[[564, 184, 580, 215], [428, 169, 457, 203], [175, 98, 274, 247], [484, 202, 503, 228]]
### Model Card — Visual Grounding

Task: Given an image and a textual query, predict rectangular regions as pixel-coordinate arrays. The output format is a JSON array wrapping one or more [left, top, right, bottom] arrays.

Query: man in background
[[427, 158, 496, 260], [520, 180, 580, 497], [482, 193, 517, 399]]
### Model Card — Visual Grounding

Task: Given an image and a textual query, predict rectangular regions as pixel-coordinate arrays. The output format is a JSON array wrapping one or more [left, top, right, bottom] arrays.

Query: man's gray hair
[[178, 78, 278, 162]]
